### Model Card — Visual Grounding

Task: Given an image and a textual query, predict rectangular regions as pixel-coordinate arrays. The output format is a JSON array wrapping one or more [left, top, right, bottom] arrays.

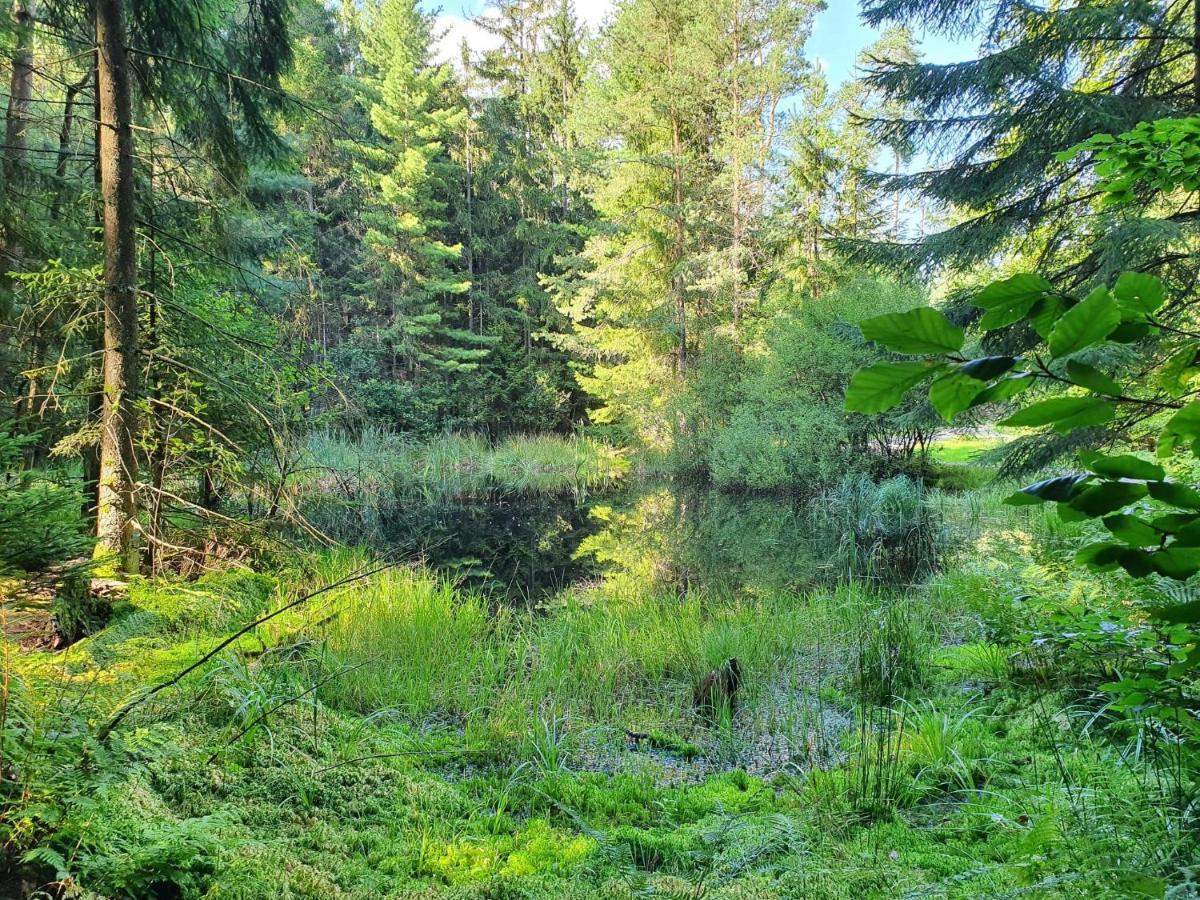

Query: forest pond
[[374, 481, 908, 603]]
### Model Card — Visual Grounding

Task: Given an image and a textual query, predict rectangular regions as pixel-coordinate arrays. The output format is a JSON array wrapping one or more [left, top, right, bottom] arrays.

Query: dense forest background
[[8, 0, 1200, 896], [0, 0, 947, 570], [5, 0, 1195, 573]]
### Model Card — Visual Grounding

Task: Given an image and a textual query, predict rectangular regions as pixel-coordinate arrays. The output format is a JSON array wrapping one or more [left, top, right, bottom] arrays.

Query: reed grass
[[295, 429, 627, 542], [806, 474, 943, 583], [315, 563, 509, 717], [287, 549, 842, 746], [302, 428, 626, 501]]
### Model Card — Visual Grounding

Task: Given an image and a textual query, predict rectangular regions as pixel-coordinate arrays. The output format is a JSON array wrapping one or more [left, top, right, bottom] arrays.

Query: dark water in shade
[[378, 493, 602, 603], [377, 484, 825, 604]]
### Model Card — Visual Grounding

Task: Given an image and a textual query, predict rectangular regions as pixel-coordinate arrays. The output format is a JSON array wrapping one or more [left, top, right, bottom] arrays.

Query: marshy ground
[[3, 436, 1195, 898]]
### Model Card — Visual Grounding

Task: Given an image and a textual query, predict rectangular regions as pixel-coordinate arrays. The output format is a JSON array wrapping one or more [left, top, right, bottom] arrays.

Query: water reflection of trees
[[577, 486, 821, 600], [380, 495, 601, 603], [373, 480, 937, 604]]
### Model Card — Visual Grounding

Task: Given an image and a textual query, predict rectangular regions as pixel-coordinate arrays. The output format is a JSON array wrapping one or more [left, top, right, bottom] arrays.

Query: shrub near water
[[709, 399, 849, 490], [687, 278, 935, 490]]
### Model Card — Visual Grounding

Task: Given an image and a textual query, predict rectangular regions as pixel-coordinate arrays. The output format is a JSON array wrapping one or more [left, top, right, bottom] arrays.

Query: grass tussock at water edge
[[301, 429, 627, 500], [294, 429, 629, 546], [5, 486, 1199, 897]]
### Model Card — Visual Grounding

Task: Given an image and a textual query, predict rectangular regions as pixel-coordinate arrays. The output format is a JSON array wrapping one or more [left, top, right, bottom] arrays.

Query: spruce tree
[[346, 0, 489, 413], [857, 0, 1200, 286], [559, 0, 813, 443], [449, 0, 589, 433]]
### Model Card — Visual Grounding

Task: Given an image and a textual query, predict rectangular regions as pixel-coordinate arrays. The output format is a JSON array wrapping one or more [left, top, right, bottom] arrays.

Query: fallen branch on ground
[[96, 562, 395, 741]]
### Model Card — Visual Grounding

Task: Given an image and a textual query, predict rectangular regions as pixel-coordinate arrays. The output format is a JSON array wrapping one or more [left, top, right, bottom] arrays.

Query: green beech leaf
[[1147, 480, 1200, 510], [1058, 503, 1092, 523], [1075, 541, 1124, 572], [1107, 321, 1151, 344], [1152, 512, 1199, 532], [1149, 547, 1200, 580], [974, 274, 1053, 330], [1064, 361, 1123, 397], [1004, 491, 1046, 506], [958, 356, 1017, 381], [969, 373, 1034, 408], [845, 361, 943, 414], [1029, 295, 1066, 341], [1112, 872, 1168, 898], [1158, 401, 1200, 458], [1151, 600, 1200, 624], [1078, 451, 1164, 481], [1113, 272, 1165, 319], [1170, 519, 1200, 546], [1116, 550, 1157, 579], [929, 373, 987, 422], [1067, 480, 1148, 517], [1077, 543, 1158, 578], [1103, 514, 1163, 548], [1004, 473, 1089, 505], [998, 397, 1115, 434], [1048, 287, 1120, 358], [1159, 343, 1200, 397], [859, 308, 964, 355]]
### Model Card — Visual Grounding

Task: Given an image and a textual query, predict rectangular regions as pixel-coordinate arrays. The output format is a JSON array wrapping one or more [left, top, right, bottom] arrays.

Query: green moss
[[425, 820, 593, 884], [643, 729, 702, 759]]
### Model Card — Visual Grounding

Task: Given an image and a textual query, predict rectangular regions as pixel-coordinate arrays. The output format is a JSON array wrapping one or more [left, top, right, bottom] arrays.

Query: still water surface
[[377, 484, 826, 603]]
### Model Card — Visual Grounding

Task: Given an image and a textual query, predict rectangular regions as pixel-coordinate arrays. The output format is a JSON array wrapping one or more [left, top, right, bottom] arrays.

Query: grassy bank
[[3, 486, 1196, 897], [298, 429, 627, 500], [292, 430, 628, 545]]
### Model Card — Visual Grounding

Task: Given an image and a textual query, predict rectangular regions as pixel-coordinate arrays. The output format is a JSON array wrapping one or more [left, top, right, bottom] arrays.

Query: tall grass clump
[[806, 474, 944, 583], [508, 583, 809, 731], [294, 429, 626, 537], [508, 589, 709, 724], [315, 564, 509, 718], [833, 584, 933, 705], [486, 434, 626, 499]]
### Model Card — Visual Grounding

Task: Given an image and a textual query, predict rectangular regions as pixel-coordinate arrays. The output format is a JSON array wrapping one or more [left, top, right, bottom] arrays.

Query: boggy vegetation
[[4, 467, 1199, 897], [4, 480, 1195, 897]]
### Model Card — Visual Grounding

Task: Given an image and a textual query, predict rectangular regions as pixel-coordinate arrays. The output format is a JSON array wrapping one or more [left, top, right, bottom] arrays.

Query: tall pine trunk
[[51, 72, 89, 220], [1194, 0, 1200, 106], [4, 0, 34, 426], [94, 0, 139, 574], [4, 0, 33, 186]]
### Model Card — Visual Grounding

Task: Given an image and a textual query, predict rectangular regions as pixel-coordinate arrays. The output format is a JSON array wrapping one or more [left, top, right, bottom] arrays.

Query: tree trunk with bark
[[94, 0, 139, 574], [50, 72, 89, 220], [4, 0, 34, 187]]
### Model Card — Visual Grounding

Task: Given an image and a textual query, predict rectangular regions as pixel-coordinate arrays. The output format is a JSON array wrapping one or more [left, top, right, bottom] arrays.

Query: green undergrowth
[[4, 492, 1199, 897], [927, 434, 1005, 465]]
